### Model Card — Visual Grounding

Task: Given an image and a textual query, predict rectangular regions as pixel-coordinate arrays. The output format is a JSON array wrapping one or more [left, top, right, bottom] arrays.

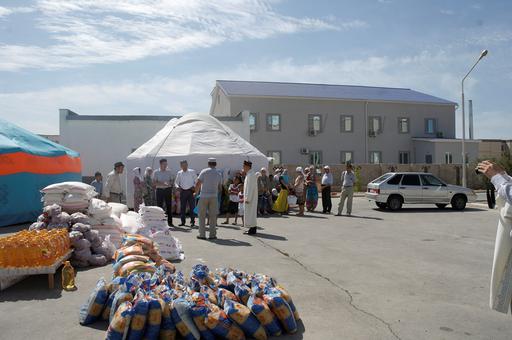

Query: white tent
[[125, 113, 269, 208]]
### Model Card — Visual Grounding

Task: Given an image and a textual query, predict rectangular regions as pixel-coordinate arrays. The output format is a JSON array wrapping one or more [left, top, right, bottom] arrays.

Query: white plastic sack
[[88, 198, 112, 218], [108, 202, 129, 218], [139, 205, 165, 214], [120, 212, 143, 234], [149, 230, 184, 261], [41, 181, 96, 195]]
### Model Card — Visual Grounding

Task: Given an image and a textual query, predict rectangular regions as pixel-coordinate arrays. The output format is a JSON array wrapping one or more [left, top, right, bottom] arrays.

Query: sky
[[0, 0, 511, 138]]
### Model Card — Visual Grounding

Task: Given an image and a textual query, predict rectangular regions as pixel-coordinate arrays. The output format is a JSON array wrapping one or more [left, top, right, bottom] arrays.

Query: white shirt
[[175, 169, 197, 190], [492, 173, 512, 205], [103, 170, 123, 198], [322, 173, 333, 185], [341, 171, 356, 187]]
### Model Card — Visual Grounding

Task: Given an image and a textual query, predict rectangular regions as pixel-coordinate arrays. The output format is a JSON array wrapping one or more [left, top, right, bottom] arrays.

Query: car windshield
[[371, 173, 394, 184]]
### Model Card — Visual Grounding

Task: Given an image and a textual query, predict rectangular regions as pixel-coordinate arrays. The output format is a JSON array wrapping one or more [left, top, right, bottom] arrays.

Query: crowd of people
[[91, 159, 357, 240]]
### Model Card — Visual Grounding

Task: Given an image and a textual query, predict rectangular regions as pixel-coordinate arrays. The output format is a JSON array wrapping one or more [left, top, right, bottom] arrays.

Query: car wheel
[[451, 195, 467, 211], [376, 202, 387, 209], [387, 195, 403, 211], [435, 204, 447, 209]]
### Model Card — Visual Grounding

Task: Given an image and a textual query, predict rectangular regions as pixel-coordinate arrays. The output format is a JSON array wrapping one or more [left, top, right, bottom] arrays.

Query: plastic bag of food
[[171, 298, 201, 340], [234, 283, 251, 305], [217, 288, 239, 307], [275, 285, 300, 321], [29, 222, 46, 231], [89, 198, 112, 218], [114, 244, 144, 262], [205, 304, 245, 340], [247, 294, 282, 337], [102, 289, 118, 321], [113, 255, 150, 275], [263, 288, 297, 334], [224, 300, 267, 340], [144, 295, 162, 340], [88, 254, 107, 266], [109, 291, 134, 323], [71, 223, 91, 233], [70, 212, 91, 225], [128, 291, 148, 340], [106, 301, 133, 340], [189, 293, 215, 340], [160, 300, 177, 340], [79, 277, 109, 325], [118, 261, 154, 277], [108, 202, 129, 218]]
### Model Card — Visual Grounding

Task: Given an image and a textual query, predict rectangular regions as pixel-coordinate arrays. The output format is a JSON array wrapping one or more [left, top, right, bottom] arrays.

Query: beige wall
[[221, 94, 455, 165], [479, 140, 510, 160]]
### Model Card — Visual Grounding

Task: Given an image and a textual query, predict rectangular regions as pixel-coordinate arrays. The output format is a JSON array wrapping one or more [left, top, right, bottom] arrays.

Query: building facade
[[210, 80, 469, 166]]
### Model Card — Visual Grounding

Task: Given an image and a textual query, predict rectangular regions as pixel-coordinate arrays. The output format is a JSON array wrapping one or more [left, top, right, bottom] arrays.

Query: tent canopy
[[0, 118, 81, 227], [125, 113, 269, 207]]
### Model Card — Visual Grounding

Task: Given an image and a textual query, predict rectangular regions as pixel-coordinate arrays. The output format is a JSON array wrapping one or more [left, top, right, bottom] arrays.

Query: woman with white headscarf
[[132, 167, 144, 212], [294, 166, 306, 216], [143, 167, 155, 207]]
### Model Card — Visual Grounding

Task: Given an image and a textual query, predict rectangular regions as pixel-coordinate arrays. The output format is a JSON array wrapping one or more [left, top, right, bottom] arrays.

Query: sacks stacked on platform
[[69, 223, 116, 268], [88, 198, 123, 247], [41, 182, 96, 213], [29, 204, 71, 230], [138, 205, 168, 235], [79, 263, 300, 340]]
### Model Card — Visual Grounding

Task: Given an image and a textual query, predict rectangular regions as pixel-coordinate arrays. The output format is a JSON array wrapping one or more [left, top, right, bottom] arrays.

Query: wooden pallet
[[0, 250, 73, 289]]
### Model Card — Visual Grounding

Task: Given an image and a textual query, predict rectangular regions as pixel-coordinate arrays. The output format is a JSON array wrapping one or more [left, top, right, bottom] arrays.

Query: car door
[[399, 174, 422, 203], [420, 174, 449, 203]]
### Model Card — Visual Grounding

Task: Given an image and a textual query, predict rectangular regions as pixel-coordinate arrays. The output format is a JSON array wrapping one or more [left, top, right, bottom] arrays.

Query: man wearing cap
[[103, 162, 124, 203], [153, 159, 174, 226], [195, 158, 223, 240], [257, 167, 271, 215], [175, 160, 197, 227], [321, 165, 333, 214], [243, 160, 259, 235]]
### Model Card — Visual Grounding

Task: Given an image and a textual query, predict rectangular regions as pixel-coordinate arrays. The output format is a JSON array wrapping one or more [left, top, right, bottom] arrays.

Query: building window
[[340, 115, 353, 133], [309, 151, 322, 165], [266, 114, 281, 131], [369, 151, 382, 164], [425, 118, 437, 134], [399, 151, 410, 164], [398, 117, 409, 134], [267, 151, 281, 165], [445, 152, 453, 164], [340, 151, 353, 164], [425, 154, 433, 164], [308, 114, 322, 135], [249, 113, 258, 132], [369, 116, 382, 135]]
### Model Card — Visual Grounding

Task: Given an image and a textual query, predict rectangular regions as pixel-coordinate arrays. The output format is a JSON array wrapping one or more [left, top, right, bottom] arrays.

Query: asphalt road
[[0, 198, 509, 340]]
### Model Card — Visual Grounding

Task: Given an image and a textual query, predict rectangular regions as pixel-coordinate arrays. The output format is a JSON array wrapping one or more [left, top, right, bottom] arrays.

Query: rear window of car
[[371, 173, 394, 184], [386, 174, 403, 185], [401, 174, 421, 186]]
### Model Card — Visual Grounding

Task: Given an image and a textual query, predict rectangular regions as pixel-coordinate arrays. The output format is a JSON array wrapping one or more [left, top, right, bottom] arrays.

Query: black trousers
[[321, 185, 332, 213], [179, 189, 195, 224], [156, 187, 173, 225]]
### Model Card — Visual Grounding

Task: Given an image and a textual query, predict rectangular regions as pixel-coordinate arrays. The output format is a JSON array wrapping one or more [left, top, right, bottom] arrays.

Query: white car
[[365, 172, 477, 211]]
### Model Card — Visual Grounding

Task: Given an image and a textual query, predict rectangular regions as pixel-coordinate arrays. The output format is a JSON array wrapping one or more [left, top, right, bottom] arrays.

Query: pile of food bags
[[41, 182, 97, 213], [88, 199, 124, 247], [79, 257, 299, 340], [138, 205, 168, 234]]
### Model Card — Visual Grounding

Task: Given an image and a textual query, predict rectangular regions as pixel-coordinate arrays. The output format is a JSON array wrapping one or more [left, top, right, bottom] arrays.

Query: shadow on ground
[[374, 207, 487, 214], [0, 272, 63, 302]]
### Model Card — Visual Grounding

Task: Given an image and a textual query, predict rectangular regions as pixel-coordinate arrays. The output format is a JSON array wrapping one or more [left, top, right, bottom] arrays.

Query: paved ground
[[0, 197, 510, 340]]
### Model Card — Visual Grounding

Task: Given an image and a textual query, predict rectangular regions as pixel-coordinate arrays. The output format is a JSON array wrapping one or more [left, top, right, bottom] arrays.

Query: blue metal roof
[[217, 80, 456, 105]]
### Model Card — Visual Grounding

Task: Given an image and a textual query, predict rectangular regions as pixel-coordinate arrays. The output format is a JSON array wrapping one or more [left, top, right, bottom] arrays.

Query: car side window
[[401, 174, 420, 186], [387, 174, 403, 185], [420, 174, 443, 186]]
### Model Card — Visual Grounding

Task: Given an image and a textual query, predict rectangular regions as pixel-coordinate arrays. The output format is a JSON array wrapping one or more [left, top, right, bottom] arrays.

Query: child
[[237, 184, 245, 226], [223, 176, 241, 225]]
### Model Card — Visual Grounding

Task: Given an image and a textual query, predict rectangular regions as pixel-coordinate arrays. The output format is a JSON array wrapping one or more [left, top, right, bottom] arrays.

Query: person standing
[[321, 165, 333, 214], [257, 168, 271, 215], [103, 162, 124, 203], [195, 158, 222, 240], [175, 160, 197, 227], [243, 161, 258, 235], [337, 163, 356, 216], [294, 166, 306, 216], [143, 167, 156, 206], [224, 175, 242, 225], [90, 171, 103, 199], [132, 167, 145, 212], [153, 159, 174, 226], [305, 166, 319, 211]]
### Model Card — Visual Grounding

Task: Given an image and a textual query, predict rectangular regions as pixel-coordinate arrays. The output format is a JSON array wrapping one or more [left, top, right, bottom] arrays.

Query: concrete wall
[[413, 140, 480, 164], [479, 140, 510, 159], [219, 94, 455, 165], [277, 163, 482, 191]]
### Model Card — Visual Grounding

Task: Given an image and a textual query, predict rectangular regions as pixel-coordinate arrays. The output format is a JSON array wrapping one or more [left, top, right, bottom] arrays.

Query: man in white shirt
[[175, 160, 197, 227], [103, 162, 124, 203], [153, 158, 174, 226], [321, 165, 333, 214], [337, 163, 356, 216]]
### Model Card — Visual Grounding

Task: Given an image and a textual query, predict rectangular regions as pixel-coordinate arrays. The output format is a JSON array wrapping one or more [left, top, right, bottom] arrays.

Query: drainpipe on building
[[364, 101, 369, 163]]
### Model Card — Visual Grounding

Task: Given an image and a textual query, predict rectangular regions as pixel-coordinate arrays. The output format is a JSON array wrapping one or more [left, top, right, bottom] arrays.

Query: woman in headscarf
[[294, 166, 306, 216], [143, 167, 156, 207], [272, 173, 289, 215], [132, 167, 145, 212], [305, 165, 319, 211]]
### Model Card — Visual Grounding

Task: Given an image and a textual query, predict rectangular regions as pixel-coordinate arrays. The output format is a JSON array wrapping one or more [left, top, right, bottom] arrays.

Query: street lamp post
[[461, 49, 488, 187]]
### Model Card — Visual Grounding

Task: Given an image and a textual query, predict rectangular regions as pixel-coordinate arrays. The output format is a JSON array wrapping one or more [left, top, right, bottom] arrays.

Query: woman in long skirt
[[305, 166, 319, 211], [272, 176, 289, 214], [143, 167, 156, 206], [133, 167, 145, 212]]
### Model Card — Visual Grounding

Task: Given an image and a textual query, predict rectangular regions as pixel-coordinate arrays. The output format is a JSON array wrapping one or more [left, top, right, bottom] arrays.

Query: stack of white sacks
[[120, 205, 184, 261], [41, 182, 96, 213], [87, 198, 123, 248]]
